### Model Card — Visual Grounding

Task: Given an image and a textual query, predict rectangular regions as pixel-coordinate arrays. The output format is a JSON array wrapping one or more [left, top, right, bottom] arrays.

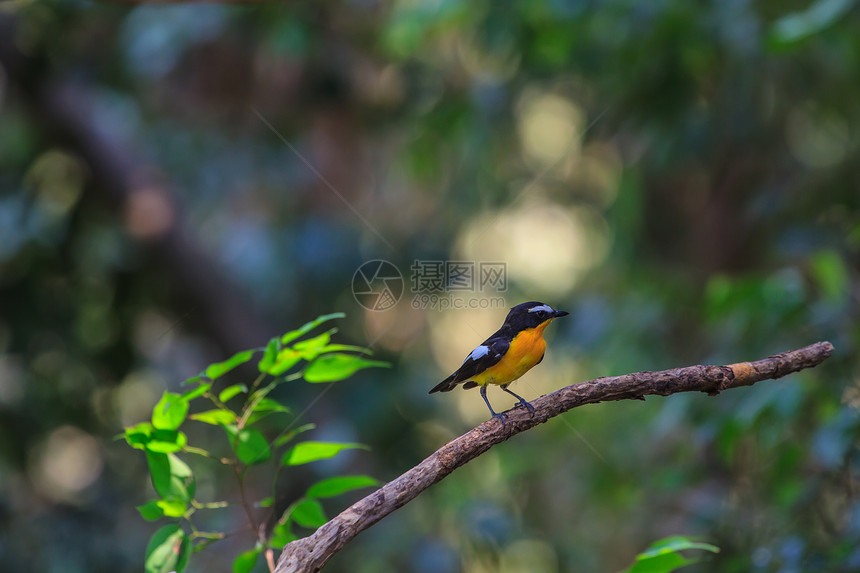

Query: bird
[[430, 301, 569, 425]]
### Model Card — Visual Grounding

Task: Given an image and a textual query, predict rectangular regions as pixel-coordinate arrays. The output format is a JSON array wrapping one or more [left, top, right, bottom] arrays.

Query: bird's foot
[[518, 399, 536, 417], [491, 411, 508, 427]]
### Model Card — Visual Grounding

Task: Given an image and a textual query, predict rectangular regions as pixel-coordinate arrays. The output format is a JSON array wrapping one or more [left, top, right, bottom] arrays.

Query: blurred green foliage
[[0, 0, 858, 572]]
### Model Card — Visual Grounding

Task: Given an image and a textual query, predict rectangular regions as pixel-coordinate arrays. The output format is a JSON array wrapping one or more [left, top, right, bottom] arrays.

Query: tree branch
[[274, 341, 834, 573]]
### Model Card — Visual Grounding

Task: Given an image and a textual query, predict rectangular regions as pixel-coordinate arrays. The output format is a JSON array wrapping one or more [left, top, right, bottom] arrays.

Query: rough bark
[[275, 341, 834, 573]]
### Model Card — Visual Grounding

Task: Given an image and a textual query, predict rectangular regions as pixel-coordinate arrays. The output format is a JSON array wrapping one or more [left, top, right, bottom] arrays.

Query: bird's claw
[[491, 412, 508, 427], [519, 399, 536, 417]]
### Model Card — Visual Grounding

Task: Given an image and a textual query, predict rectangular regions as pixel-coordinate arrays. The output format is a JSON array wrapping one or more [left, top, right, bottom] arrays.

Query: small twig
[[233, 464, 261, 543], [190, 530, 227, 541], [274, 342, 835, 573], [248, 372, 268, 396], [191, 500, 231, 510], [183, 445, 233, 465], [238, 380, 277, 430], [205, 391, 233, 415]]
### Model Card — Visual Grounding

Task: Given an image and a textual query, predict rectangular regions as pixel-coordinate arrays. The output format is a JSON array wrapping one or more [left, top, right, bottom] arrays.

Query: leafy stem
[[238, 380, 277, 430], [125, 312, 387, 573]]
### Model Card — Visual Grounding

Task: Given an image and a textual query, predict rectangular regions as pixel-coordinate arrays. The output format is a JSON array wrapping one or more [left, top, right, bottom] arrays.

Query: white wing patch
[[467, 345, 490, 362], [528, 304, 554, 314]]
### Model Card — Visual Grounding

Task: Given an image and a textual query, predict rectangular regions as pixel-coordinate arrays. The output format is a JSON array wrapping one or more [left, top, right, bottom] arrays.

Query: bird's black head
[[504, 301, 569, 331]]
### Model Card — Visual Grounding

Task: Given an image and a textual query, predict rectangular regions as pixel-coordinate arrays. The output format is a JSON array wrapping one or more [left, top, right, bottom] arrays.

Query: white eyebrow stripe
[[467, 345, 489, 361], [528, 304, 554, 314]]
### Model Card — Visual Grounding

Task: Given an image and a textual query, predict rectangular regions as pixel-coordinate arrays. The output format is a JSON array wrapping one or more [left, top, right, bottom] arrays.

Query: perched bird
[[430, 301, 569, 425]]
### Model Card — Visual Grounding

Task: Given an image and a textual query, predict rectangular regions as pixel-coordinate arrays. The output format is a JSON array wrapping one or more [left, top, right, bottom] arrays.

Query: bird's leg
[[501, 385, 535, 417], [480, 385, 507, 427]]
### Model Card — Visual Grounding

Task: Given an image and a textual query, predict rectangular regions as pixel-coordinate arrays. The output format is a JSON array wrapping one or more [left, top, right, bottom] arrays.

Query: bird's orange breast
[[469, 320, 551, 386]]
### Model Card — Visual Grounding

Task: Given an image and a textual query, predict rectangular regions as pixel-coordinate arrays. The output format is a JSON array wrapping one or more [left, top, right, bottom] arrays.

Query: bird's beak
[[553, 310, 569, 318]]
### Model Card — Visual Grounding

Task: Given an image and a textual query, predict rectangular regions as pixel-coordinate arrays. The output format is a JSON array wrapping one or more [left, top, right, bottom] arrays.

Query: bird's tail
[[429, 374, 458, 393]]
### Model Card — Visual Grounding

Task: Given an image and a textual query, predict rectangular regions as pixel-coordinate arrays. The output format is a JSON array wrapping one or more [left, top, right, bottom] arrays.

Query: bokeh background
[[1, 1, 859, 572]]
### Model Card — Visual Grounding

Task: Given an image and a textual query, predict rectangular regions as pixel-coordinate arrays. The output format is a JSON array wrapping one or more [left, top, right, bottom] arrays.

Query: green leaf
[[125, 422, 155, 450], [267, 347, 302, 376], [307, 475, 380, 499], [281, 441, 367, 466], [190, 409, 237, 426], [625, 551, 692, 573], [156, 498, 188, 518], [292, 330, 337, 360], [293, 330, 332, 349], [225, 425, 271, 465], [281, 312, 345, 345], [289, 497, 327, 528], [152, 392, 189, 430], [622, 536, 720, 573], [273, 423, 316, 447], [303, 353, 390, 383], [181, 383, 211, 401], [318, 344, 372, 354], [232, 548, 261, 573], [146, 451, 195, 502], [258, 496, 274, 508], [145, 429, 188, 453], [145, 524, 191, 573], [181, 374, 203, 386], [137, 500, 164, 521], [218, 383, 248, 403], [205, 350, 255, 380], [258, 337, 280, 373], [246, 398, 291, 424], [269, 521, 297, 548], [639, 536, 720, 557]]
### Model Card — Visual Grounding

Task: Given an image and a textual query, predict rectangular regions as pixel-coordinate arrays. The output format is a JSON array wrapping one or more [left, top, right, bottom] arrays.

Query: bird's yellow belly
[[470, 326, 547, 386]]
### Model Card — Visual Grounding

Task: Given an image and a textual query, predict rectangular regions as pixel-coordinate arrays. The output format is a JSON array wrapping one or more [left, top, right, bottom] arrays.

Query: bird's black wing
[[429, 332, 510, 393]]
